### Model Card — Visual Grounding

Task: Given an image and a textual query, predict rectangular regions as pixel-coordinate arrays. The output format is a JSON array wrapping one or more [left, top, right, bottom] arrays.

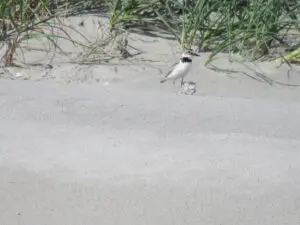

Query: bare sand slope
[[1, 79, 300, 225]]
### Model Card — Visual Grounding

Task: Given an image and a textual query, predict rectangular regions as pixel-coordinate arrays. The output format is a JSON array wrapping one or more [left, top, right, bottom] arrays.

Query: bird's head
[[181, 52, 193, 59], [181, 50, 200, 59]]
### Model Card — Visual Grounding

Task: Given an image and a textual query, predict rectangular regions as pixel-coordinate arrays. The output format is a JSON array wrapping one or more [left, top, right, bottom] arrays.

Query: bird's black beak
[[185, 49, 200, 56], [190, 51, 200, 56]]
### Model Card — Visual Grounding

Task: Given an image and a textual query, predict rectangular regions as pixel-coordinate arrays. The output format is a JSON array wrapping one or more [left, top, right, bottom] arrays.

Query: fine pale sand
[[1, 15, 300, 225]]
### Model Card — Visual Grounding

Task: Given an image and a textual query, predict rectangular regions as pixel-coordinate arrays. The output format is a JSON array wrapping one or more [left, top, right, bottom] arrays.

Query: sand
[[0, 15, 300, 225]]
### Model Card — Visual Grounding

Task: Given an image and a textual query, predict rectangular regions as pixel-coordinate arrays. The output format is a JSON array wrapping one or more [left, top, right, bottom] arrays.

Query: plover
[[160, 51, 197, 87]]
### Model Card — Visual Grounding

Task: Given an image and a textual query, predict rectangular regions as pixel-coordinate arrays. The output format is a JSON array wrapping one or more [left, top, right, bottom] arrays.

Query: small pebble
[[15, 72, 22, 78]]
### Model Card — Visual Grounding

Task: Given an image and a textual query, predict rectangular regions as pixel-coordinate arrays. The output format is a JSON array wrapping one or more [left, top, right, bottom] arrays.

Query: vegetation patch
[[1, 0, 300, 67]]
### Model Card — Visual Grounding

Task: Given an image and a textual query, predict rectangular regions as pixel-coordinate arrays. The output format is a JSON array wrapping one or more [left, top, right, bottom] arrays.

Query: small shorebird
[[160, 51, 198, 88]]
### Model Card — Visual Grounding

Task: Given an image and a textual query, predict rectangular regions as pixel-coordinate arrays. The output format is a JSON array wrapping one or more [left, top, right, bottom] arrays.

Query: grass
[[1, 0, 300, 67], [108, 0, 300, 64], [0, 0, 128, 67], [0, 0, 58, 65]]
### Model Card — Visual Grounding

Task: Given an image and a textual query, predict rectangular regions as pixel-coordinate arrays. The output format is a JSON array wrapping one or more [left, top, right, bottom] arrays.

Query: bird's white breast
[[170, 62, 192, 79]]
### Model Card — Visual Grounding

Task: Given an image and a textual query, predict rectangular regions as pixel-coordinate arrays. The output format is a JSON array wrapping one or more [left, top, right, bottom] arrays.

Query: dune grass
[[0, 0, 59, 65], [0, 0, 134, 67], [1, 0, 300, 67], [109, 0, 300, 64]]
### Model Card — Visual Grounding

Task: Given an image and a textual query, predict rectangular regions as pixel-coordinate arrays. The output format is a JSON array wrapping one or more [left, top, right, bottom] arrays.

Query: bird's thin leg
[[181, 78, 184, 87], [173, 80, 176, 90]]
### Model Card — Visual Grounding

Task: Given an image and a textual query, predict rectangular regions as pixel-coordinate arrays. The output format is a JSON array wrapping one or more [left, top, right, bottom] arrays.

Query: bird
[[160, 51, 197, 88]]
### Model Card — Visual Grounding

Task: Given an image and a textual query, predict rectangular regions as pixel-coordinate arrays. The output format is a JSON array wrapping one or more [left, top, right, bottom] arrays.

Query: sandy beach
[[1, 15, 300, 225]]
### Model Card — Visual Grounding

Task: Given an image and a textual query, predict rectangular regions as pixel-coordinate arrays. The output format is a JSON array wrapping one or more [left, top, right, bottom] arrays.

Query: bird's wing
[[165, 62, 179, 78]]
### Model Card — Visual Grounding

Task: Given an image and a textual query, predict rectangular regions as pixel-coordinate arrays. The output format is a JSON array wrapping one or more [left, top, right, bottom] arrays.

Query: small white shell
[[180, 81, 197, 95]]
